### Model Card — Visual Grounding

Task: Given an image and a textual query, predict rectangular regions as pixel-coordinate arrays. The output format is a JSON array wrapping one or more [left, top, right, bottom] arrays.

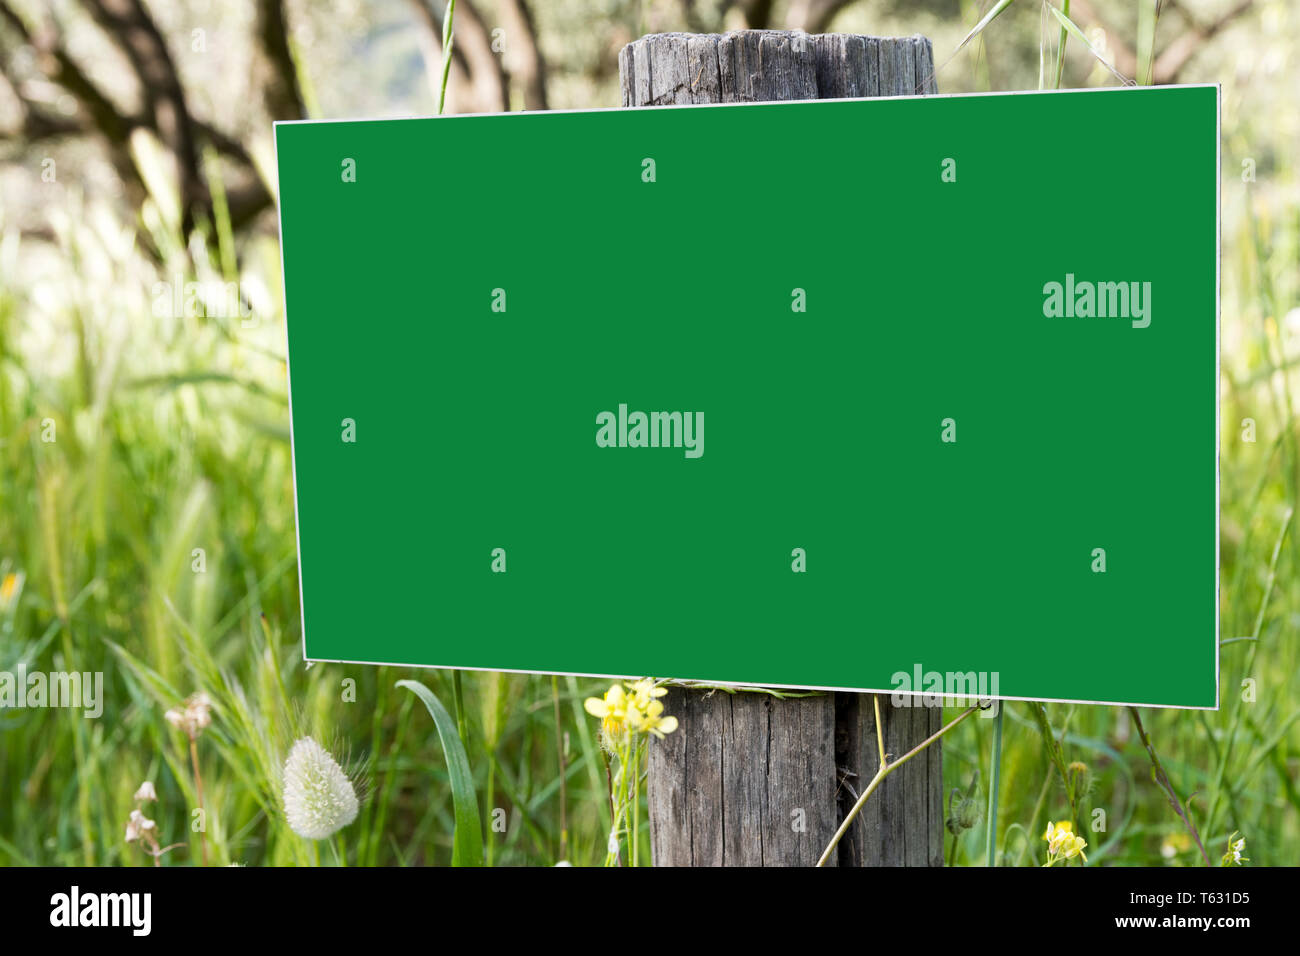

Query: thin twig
[[1130, 707, 1212, 866], [1032, 703, 1081, 833], [817, 704, 979, 867]]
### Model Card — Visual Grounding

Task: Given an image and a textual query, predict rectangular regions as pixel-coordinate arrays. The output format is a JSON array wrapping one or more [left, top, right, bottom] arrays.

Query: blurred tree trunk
[[500, 0, 548, 110]]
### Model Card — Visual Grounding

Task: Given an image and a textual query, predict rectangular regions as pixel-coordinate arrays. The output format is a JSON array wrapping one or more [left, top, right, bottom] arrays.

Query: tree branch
[[1071, 0, 1255, 84], [499, 0, 547, 110], [740, 0, 775, 30], [78, 0, 203, 214], [255, 0, 307, 120], [1155, 0, 1255, 83], [786, 0, 853, 34], [1131, 707, 1212, 866], [0, 0, 275, 232]]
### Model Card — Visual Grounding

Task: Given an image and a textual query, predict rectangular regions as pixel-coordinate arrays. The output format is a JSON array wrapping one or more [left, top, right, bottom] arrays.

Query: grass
[[1, 10, 1298, 867], [0, 188, 613, 865]]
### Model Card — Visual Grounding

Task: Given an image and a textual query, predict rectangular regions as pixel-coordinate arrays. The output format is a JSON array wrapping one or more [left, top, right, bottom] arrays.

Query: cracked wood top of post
[[618, 30, 937, 106]]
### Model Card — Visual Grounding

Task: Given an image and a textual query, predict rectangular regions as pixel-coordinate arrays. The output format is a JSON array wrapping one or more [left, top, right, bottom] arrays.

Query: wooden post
[[619, 30, 944, 867]]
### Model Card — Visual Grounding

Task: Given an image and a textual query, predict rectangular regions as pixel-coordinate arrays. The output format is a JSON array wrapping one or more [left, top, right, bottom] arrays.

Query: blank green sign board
[[276, 85, 1218, 709]]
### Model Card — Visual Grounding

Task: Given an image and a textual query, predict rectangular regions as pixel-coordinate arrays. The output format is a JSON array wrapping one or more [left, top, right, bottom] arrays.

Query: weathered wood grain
[[622, 29, 945, 867], [647, 687, 840, 866], [620, 30, 936, 106], [835, 693, 944, 866]]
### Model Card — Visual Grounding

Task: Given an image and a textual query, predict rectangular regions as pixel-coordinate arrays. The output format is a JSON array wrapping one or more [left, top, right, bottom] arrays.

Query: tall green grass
[[0, 176, 612, 865]]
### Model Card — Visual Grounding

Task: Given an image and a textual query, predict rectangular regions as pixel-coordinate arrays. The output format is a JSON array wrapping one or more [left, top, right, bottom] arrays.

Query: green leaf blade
[[397, 678, 484, 867]]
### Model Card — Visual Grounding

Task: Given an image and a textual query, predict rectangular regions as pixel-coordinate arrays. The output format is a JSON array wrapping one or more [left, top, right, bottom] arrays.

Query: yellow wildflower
[[0, 572, 19, 608], [628, 698, 679, 739], [584, 684, 630, 739], [626, 678, 667, 712], [585, 679, 679, 742], [1043, 820, 1087, 865]]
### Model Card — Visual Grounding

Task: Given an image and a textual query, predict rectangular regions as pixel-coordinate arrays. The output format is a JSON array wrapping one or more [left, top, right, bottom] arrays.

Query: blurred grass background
[[0, 0, 1297, 866]]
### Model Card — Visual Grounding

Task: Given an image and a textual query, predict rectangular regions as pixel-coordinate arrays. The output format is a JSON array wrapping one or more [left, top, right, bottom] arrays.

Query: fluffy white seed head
[[282, 737, 359, 840]]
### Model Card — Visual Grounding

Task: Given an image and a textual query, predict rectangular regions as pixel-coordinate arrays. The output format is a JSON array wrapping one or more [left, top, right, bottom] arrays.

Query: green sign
[[276, 85, 1219, 709]]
